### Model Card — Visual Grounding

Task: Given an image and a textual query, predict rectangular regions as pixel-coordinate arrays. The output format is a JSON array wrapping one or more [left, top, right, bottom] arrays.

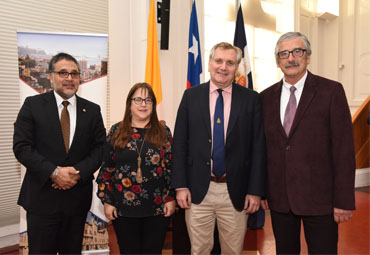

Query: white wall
[[108, 0, 201, 131], [108, 0, 370, 130], [300, 0, 370, 114]]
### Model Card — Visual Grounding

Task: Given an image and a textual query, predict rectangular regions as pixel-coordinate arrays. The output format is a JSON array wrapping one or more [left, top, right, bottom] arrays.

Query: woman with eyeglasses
[[96, 82, 176, 254]]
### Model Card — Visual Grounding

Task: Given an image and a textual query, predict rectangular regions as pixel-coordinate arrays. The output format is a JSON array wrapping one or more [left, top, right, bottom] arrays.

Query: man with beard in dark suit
[[13, 52, 106, 254]]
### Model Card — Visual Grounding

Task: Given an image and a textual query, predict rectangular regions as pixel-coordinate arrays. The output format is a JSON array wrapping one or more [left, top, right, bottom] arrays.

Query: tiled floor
[[1, 188, 368, 254]]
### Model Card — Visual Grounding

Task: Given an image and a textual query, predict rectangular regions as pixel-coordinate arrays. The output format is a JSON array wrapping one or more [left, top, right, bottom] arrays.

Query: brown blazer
[[260, 71, 356, 215]]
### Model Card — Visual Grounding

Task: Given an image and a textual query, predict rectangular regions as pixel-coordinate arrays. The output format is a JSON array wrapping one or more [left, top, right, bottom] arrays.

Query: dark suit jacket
[[172, 82, 266, 211], [260, 71, 356, 215], [13, 91, 106, 216]]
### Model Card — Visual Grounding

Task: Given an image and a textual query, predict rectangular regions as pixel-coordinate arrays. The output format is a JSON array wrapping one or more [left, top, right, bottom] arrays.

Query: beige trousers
[[185, 181, 248, 255]]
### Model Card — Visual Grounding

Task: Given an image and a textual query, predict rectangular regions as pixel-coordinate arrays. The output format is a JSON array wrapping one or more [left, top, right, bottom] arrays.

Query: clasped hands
[[51, 166, 80, 190]]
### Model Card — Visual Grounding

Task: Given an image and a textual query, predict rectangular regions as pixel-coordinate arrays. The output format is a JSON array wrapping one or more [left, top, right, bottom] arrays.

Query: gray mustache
[[285, 62, 300, 68]]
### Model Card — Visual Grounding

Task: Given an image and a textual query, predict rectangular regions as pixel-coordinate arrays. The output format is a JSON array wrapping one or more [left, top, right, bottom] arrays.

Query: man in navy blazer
[[13, 53, 106, 254], [172, 42, 266, 254], [261, 32, 356, 254]]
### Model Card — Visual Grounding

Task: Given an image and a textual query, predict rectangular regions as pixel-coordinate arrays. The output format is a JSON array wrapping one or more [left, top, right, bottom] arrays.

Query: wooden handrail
[[352, 94, 370, 169]]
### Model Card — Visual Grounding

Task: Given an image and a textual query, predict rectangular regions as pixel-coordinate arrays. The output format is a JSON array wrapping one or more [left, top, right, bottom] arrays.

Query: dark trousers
[[112, 215, 170, 254], [247, 206, 265, 229], [270, 210, 338, 254], [26, 211, 87, 254], [172, 208, 190, 254]]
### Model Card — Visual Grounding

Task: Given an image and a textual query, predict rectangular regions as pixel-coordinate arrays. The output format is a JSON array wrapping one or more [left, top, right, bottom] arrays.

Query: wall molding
[[355, 168, 370, 188], [0, 224, 18, 248]]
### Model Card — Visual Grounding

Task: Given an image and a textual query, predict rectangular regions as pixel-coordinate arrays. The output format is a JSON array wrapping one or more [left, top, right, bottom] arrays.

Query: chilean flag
[[187, 0, 202, 88], [233, 3, 253, 90]]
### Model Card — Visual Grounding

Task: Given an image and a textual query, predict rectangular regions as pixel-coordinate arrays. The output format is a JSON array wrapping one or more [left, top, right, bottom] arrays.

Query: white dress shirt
[[280, 71, 308, 125]]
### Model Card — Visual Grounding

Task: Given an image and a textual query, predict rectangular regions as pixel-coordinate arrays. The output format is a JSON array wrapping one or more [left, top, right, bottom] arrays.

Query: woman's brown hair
[[110, 82, 168, 150]]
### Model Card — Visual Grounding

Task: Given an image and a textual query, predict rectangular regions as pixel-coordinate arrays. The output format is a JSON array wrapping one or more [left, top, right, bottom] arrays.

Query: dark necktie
[[61, 101, 70, 152], [283, 86, 297, 136], [212, 89, 225, 178]]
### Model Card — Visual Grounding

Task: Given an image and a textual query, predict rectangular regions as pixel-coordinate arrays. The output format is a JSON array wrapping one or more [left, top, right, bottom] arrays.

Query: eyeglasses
[[131, 97, 153, 105], [53, 71, 80, 79], [277, 48, 307, 59]]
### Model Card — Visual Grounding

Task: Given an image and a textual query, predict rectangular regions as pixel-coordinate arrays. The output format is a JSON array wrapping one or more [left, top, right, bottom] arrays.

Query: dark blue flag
[[233, 3, 253, 90]]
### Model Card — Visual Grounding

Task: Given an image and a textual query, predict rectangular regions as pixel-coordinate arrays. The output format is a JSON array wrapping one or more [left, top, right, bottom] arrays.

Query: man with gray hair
[[261, 32, 355, 254], [172, 42, 266, 254]]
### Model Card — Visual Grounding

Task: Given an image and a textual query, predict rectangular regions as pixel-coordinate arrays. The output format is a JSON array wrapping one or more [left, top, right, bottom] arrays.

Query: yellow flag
[[145, 0, 162, 104]]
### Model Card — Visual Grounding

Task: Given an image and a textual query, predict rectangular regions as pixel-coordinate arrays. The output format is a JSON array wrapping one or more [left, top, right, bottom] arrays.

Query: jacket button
[[206, 162, 210, 165], [208, 139, 212, 143], [285, 145, 291, 151]]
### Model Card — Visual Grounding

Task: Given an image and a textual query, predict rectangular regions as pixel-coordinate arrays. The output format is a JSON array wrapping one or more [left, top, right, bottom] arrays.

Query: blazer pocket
[[310, 167, 332, 204]]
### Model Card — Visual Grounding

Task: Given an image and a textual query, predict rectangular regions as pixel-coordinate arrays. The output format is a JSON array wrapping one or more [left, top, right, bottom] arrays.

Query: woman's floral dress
[[96, 123, 175, 217]]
